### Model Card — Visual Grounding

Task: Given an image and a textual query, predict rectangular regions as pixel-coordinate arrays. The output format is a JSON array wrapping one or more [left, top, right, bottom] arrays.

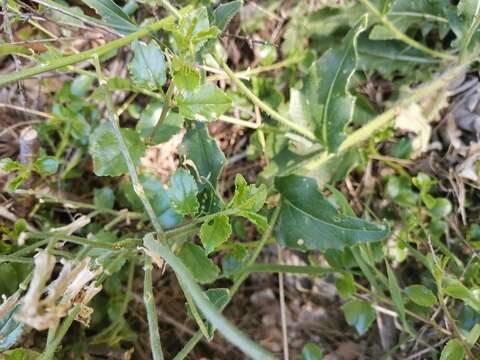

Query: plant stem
[[359, 0, 456, 61], [144, 233, 277, 360], [172, 206, 281, 360], [207, 55, 304, 81], [144, 255, 165, 360], [40, 304, 82, 360], [149, 82, 175, 143], [159, 0, 182, 19], [0, 17, 173, 87], [93, 55, 164, 236], [216, 55, 316, 141]]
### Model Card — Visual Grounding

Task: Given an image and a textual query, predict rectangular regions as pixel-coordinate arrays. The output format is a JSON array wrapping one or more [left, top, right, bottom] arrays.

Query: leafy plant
[[1, 0, 480, 358]]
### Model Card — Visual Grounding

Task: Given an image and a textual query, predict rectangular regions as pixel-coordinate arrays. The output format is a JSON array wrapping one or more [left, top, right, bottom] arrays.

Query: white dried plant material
[[0, 292, 20, 319], [64, 258, 102, 301], [456, 144, 480, 181], [15, 254, 103, 330], [395, 104, 431, 158], [75, 283, 102, 326], [50, 215, 91, 235], [142, 247, 165, 269], [15, 251, 58, 330]]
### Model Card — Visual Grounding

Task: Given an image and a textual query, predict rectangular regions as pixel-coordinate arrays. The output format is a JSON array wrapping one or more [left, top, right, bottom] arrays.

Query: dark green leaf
[[276, 175, 388, 251], [82, 0, 138, 35], [177, 84, 231, 121], [168, 168, 199, 215], [121, 173, 182, 229], [89, 122, 145, 177], [341, 299, 375, 335], [136, 101, 184, 144], [93, 187, 115, 209], [180, 122, 225, 213], [178, 243, 220, 284], [405, 285, 437, 307], [200, 215, 232, 254], [213, 1, 241, 31], [129, 41, 166, 90], [303, 16, 367, 152]]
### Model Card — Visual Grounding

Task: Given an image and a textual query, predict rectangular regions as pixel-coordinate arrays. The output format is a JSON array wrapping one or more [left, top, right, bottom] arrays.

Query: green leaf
[[341, 299, 375, 335], [121, 173, 182, 229], [204, 288, 230, 339], [171, 57, 200, 91], [386, 262, 412, 334], [405, 284, 437, 307], [33, 156, 59, 176], [129, 40, 166, 90], [200, 215, 232, 254], [275, 175, 388, 251], [238, 211, 268, 232], [178, 243, 220, 284], [3, 348, 40, 360], [0, 44, 33, 57], [440, 339, 465, 360], [0, 158, 23, 172], [213, 1, 241, 31], [168, 168, 199, 216], [93, 187, 115, 209], [370, 0, 449, 41], [71, 74, 95, 96], [82, 0, 138, 35], [180, 122, 225, 213], [444, 279, 480, 312], [335, 272, 356, 300], [177, 84, 231, 121], [136, 101, 184, 144], [301, 342, 324, 360], [227, 174, 267, 212], [89, 122, 145, 177], [303, 16, 367, 152]]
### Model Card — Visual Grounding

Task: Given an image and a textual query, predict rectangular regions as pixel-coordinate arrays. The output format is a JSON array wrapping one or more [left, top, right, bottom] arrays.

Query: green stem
[[149, 82, 175, 143], [0, 17, 172, 87], [207, 55, 304, 81], [159, 0, 182, 19], [172, 206, 281, 360], [144, 256, 165, 360], [144, 233, 277, 360], [93, 56, 164, 236], [216, 55, 316, 141], [359, 0, 456, 61], [40, 304, 82, 360], [241, 263, 337, 276]]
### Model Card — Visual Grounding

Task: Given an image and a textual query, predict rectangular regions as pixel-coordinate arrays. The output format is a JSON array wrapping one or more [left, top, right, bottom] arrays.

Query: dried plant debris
[[15, 251, 102, 330]]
